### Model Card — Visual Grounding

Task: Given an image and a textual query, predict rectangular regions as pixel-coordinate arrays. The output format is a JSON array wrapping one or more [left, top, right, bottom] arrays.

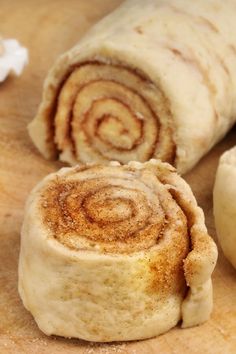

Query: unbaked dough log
[[29, 0, 236, 174], [213, 146, 236, 269], [18, 159, 217, 342]]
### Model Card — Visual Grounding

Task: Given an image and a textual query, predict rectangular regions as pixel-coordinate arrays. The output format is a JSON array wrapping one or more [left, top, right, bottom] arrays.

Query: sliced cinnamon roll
[[18, 160, 217, 342], [29, 0, 236, 173]]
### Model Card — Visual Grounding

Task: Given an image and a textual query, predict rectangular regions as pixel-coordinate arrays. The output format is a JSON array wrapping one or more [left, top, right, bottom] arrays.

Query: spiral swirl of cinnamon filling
[[40, 161, 188, 255], [54, 63, 176, 165]]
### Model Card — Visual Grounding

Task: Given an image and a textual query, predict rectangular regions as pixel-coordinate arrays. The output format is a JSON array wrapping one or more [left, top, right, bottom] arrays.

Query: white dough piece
[[213, 146, 236, 269], [0, 39, 28, 82], [18, 159, 217, 342]]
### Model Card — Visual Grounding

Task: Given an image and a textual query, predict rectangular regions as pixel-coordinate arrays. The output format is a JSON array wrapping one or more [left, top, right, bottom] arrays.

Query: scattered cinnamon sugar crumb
[[134, 26, 143, 34]]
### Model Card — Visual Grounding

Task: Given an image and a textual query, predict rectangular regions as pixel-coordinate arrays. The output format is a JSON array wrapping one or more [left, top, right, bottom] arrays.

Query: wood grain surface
[[0, 1, 235, 353]]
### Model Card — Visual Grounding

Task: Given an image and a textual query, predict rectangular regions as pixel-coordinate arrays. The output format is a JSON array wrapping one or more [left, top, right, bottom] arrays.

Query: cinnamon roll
[[213, 146, 236, 269], [29, 0, 236, 174], [18, 160, 217, 342]]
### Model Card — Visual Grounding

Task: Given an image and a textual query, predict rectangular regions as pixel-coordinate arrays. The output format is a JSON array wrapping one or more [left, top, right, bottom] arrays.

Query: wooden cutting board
[[0, 1, 235, 353]]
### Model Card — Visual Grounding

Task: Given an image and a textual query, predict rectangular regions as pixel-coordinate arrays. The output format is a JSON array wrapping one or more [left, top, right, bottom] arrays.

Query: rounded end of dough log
[[213, 146, 236, 269]]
